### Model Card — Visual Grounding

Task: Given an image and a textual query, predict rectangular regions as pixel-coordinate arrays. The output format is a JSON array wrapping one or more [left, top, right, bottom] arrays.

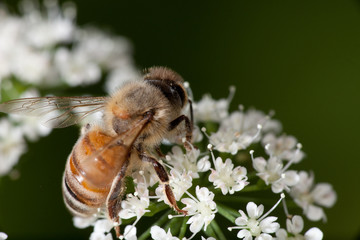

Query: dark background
[[0, 0, 359, 239]]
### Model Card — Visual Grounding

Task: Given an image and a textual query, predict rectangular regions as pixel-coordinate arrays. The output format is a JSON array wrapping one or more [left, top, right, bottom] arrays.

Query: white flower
[[230, 202, 280, 240], [193, 86, 235, 123], [0, 232, 8, 240], [90, 232, 113, 240], [0, 14, 20, 80], [20, 0, 75, 48], [245, 109, 281, 133], [132, 166, 159, 188], [75, 28, 133, 69], [289, 171, 336, 221], [191, 125, 204, 143], [119, 192, 150, 220], [181, 186, 217, 234], [201, 237, 216, 240], [9, 89, 52, 141], [208, 108, 280, 155], [73, 216, 97, 229], [54, 47, 101, 86], [208, 156, 248, 195], [0, 118, 27, 176], [12, 46, 51, 84], [252, 156, 299, 194], [123, 225, 137, 240], [150, 226, 179, 240], [105, 66, 140, 93], [262, 133, 304, 163], [156, 169, 192, 203], [166, 146, 210, 178], [275, 215, 323, 240], [89, 219, 114, 240]]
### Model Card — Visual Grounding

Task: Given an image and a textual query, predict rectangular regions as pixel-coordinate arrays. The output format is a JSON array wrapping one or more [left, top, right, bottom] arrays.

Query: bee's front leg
[[168, 115, 193, 151], [138, 152, 187, 215]]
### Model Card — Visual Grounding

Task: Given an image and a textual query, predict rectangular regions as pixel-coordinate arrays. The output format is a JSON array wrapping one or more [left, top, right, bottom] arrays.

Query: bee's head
[[143, 66, 187, 110]]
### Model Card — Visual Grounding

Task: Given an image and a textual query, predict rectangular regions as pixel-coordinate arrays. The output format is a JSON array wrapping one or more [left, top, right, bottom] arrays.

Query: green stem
[[204, 220, 217, 239], [209, 219, 227, 240], [165, 216, 182, 236], [178, 216, 188, 239], [216, 203, 238, 222], [138, 210, 172, 240], [241, 184, 268, 192]]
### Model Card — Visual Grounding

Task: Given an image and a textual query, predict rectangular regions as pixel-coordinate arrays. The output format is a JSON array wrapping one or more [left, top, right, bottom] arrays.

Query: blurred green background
[[1, 0, 359, 239]]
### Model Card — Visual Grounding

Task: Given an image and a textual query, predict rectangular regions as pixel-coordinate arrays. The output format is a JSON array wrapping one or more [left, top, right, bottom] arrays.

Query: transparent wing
[[0, 96, 108, 128], [79, 114, 151, 184]]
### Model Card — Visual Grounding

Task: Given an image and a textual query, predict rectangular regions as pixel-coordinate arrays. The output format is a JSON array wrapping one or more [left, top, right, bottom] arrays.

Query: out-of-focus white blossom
[[0, 232, 8, 240], [275, 215, 323, 240], [123, 225, 137, 240], [54, 47, 101, 86], [19, 0, 75, 48], [262, 133, 304, 163], [0, 118, 27, 176], [252, 155, 299, 194], [73, 216, 98, 229], [105, 66, 140, 94], [207, 109, 281, 155], [76, 218, 114, 240], [181, 186, 217, 234], [150, 226, 179, 240], [289, 171, 336, 222], [9, 89, 52, 141], [12, 46, 51, 84], [201, 237, 216, 240], [0, 0, 135, 87], [193, 86, 235, 122], [75, 28, 133, 69], [90, 231, 113, 240]]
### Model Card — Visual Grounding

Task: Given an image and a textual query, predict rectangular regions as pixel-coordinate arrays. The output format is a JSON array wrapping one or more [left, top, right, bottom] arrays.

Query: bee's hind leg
[[106, 159, 130, 238], [138, 152, 187, 215]]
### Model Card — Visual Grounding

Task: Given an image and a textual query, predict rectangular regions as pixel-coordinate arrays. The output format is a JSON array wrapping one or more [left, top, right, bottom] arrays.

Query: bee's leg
[[139, 152, 187, 215], [188, 99, 194, 127], [155, 146, 165, 158], [168, 115, 193, 151], [106, 159, 130, 238]]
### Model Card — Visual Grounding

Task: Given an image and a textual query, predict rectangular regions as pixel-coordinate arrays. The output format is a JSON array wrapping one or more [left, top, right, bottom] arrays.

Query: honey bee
[[0, 67, 194, 237]]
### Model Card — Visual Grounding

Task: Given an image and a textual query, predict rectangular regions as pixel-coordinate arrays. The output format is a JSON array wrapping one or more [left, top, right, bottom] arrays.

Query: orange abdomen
[[63, 129, 129, 217]]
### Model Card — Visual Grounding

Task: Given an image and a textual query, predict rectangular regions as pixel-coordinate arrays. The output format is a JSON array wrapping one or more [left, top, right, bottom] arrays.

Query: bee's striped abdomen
[[62, 130, 115, 217]]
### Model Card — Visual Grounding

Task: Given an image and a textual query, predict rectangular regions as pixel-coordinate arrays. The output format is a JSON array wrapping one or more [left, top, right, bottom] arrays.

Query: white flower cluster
[[0, 0, 137, 88], [0, 0, 137, 177], [70, 91, 336, 240]]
